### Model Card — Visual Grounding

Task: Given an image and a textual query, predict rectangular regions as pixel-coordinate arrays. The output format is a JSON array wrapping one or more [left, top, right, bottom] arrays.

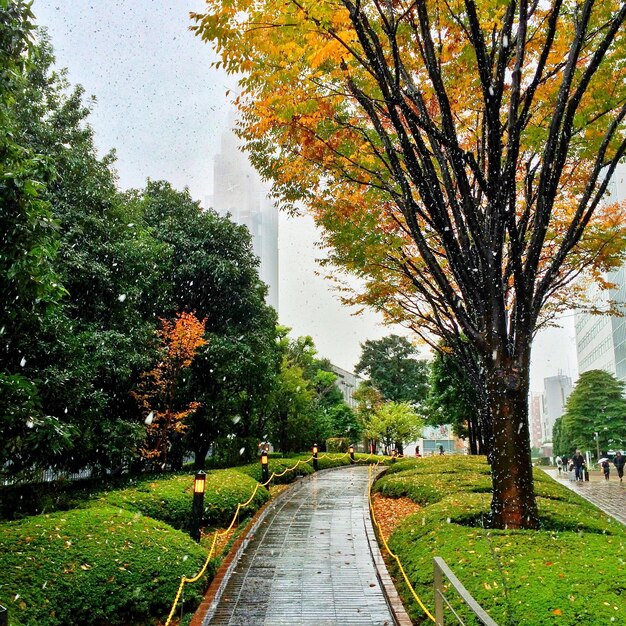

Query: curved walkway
[[201, 466, 398, 626], [543, 468, 626, 525]]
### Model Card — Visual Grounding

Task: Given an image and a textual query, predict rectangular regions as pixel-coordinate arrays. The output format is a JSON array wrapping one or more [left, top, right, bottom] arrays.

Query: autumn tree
[[194, 0, 626, 528], [133, 312, 207, 468]]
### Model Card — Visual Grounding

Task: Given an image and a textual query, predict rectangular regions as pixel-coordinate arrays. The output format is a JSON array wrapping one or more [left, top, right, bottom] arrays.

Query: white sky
[[32, 0, 578, 388]]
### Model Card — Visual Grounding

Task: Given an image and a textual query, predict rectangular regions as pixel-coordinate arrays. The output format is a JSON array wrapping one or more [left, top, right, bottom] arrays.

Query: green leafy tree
[[552, 417, 566, 457], [427, 347, 483, 455], [355, 336, 430, 405], [8, 36, 166, 474], [132, 180, 281, 466], [353, 381, 384, 452], [364, 402, 424, 456], [561, 370, 626, 456]]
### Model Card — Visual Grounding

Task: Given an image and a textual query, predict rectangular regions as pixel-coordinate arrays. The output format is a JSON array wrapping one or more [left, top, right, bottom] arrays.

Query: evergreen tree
[[561, 370, 626, 455]]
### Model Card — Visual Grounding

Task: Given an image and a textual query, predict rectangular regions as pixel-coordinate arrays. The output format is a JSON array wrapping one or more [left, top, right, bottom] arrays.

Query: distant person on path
[[614, 451, 625, 484], [415, 445, 421, 458], [439, 445, 445, 455], [556, 455, 563, 475], [601, 459, 610, 481], [572, 450, 586, 482]]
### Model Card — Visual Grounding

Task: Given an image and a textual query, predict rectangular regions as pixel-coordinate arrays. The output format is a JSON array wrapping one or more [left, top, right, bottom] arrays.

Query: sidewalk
[[200, 466, 405, 626], [543, 468, 626, 525]]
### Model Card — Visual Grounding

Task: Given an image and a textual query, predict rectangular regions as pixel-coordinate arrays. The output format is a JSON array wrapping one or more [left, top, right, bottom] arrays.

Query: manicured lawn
[[374, 456, 626, 626]]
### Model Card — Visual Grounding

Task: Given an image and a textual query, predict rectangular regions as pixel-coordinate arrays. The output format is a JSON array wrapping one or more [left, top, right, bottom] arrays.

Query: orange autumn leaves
[[192, 0, 626, 340], [132, 312, 207, 465]]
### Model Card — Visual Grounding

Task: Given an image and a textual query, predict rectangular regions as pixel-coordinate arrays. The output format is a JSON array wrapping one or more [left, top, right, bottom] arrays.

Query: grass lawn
[[374, 456, 626, 626]]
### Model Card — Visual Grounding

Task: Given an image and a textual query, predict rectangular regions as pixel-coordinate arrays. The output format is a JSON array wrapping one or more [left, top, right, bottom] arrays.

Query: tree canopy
[[194, 0, 626, 528], [355, 335, 430, 405], [560, 369, 626, 455]]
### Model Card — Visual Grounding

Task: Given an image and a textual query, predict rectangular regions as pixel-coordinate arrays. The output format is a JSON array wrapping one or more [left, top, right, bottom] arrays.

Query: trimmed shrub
[[0, 506, 210, 626], [326, 437, 350, 452], [97, 469, 269, 528], [235, 457, 315, 484]]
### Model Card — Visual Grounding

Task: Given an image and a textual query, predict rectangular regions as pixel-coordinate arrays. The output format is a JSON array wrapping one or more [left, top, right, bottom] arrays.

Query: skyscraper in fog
[[211, 123, 279, 311], [542, 374, 572, 442], [574, 163, 626, 385]]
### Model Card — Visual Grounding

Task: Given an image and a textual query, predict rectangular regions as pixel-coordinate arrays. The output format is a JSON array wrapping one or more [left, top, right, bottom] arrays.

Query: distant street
[[544, 469, 626, 525]]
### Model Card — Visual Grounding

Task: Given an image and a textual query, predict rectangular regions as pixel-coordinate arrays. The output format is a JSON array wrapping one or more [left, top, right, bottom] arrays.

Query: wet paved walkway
[[544, 468, 626, 525], [203, 466, 395, 626]]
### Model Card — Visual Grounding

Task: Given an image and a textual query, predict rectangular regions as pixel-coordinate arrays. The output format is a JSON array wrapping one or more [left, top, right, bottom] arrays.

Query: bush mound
[[98, 469, 269, 528], [376, 456, 626, 626], [0, 506, 210, 626]]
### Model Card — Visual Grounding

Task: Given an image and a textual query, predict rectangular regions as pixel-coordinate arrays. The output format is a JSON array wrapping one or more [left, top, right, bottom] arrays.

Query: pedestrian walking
[[601, 459, 610, 481], [614, 451, 625, 484], [572, 450, 586, 482], [556, 455, 563, 475]]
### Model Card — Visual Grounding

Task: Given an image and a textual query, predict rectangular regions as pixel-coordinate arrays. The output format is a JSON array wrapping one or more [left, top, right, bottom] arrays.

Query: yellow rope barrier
[[164, 453, 349, 625], [367, 463, 436, 623]]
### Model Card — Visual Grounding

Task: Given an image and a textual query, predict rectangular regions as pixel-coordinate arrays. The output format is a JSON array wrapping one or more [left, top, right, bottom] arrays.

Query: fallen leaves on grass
[[371, 493, 420, 541]]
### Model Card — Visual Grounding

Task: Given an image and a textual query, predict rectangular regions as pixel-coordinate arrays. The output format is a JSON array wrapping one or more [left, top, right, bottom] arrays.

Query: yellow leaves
[[553, 608, 563, 615], [309, 31, 357, 69]]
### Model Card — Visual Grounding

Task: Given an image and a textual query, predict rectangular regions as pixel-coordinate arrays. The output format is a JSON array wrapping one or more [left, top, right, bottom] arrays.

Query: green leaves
[[561, 369, 626, 454]]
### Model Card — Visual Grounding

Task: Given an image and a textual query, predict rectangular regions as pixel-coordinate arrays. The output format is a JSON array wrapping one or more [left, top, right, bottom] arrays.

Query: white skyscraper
[[574, 163, 626, 384], [211, 123, 279, 311]]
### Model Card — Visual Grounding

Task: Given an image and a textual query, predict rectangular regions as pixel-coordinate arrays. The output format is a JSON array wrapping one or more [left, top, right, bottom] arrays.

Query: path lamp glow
[[190, 471, 206, 543], [349, 444, 355, 464], [313, 443, 319, 471], [261, 448, 269, 486]]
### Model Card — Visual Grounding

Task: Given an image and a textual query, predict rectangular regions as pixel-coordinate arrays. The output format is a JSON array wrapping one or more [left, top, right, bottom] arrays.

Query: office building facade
[[574, 163, 626, 384]]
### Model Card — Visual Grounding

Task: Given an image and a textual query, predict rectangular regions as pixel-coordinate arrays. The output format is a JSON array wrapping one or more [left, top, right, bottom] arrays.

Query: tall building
[[211, 122, 279, 311], [529, 392, 544, 449], [574, 163, 626, 384], [329, 364, 362, 408], [542, 374, 572, 442]]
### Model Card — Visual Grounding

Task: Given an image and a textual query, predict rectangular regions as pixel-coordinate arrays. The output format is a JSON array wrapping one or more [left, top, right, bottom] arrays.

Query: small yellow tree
[[132, 312, 207, 467]]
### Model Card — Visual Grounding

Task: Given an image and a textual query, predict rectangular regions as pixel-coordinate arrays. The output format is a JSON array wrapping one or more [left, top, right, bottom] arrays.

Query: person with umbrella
[[599, 457, 610, 481]]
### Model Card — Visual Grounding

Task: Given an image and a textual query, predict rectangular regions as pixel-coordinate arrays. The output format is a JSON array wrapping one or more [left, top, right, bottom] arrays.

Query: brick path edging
[[363, 466, 414, 626]]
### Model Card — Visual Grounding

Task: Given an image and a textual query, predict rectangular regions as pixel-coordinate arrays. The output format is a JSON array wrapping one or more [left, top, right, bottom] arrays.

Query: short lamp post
[[349, 444, 355, 464], [261, 448, 269, 486], [312, 443, 319, 471], [190, 471, 206, 543]]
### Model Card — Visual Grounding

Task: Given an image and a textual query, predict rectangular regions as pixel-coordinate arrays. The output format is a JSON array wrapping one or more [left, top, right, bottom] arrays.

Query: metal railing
[[433, 557, 498, 626]]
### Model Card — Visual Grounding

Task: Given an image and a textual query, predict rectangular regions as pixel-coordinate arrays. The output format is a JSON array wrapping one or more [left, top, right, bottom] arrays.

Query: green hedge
[[97, 469, 269, 528], [377, 456, 626, 626], [0, 506, 210, 626]]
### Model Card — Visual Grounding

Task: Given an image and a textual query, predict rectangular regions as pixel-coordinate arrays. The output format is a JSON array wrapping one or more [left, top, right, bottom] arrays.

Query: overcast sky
[[32, 0, 578, 389]]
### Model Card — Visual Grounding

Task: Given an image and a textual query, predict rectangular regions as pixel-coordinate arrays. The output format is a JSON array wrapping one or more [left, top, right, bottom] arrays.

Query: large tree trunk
[[487, 358, 538, 529], [193, 441, 211, 470]]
